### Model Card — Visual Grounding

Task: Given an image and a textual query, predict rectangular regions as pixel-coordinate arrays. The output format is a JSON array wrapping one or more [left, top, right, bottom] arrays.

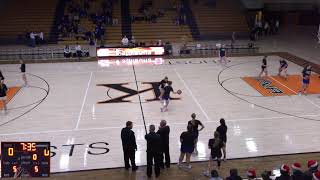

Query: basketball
[[177, 90, 182, 94]]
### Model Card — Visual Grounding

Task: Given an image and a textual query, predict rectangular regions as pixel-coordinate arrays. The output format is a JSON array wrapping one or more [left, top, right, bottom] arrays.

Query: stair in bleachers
[[121, 0, 132, 37]]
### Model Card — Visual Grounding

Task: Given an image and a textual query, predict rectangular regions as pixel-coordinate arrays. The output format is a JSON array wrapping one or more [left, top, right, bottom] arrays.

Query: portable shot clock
[[1, 142, 50, 178]]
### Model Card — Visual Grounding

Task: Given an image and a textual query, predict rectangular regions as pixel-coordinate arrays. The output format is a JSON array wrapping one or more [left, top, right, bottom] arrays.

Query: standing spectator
[[157, 120, 170, 168], [20, 60, 27, 87], [247, 168, 257, 180], [0, 80, 8, 113], [216, 118, 227, 161], [305, 160, 319, 180], [275, 19, 280, 33], [178, 124, 196, 169], [30, 32, 36, 47], [275, 164, 291, 180], [75, 43, 82, 59], [120, 121, 138, 171], [226, 169, 243, 180], [121, 36, 129, 47], [188, 113, 204, 154], [0, 70, 4, 83], [145, 124, 162, 178], [264, 21, 269, 36], [64, 45, 72, 58], [291, 163, 305, 180], [209, 169, 223, 180]]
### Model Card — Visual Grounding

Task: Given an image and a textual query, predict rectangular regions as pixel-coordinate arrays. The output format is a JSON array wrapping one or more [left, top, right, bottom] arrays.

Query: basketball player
[[159, 76, 168, 100], [216, 118, 227, 161], [20, 60, 27, 87], [299, 65, 312, 95], [205, 131, 224, 176], [0, 70, 4, 83], [160, 81, 179, 112], [258, 56, 268, 77], [188, 113, 204, 154], [0, 80, 8, 112], [278, 59, 288, 79], [219, 45, 227, 63]]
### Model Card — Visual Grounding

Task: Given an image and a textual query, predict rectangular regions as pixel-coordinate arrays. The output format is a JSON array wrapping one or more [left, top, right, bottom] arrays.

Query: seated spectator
[[130, 36, 136, 47], [75, 43, 82, 59], [112, 18, 118, 25], [291, 163, 304, 180], [247, 168, 257, 180], [64, 45, 72, 58], [305, 160, 319, 180], [275, 164, 291, 180], [30, 32, 36, 47], [226, 169, 242, 180], [209, 170, 223, 180], [121, 36, 129, 47]]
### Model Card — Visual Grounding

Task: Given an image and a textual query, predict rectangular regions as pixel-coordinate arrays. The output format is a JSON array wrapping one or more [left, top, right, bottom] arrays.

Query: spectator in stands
[[121, 36, 129, 47], [75, 43, 82, 59], [157, 120, 170, 168], [30, 32, 36, 47], [209, 170, 223, 180], [264, 21, 269, 36], [178, 124, 196, 169], [64, 45, 72, 58], [188, 113, 205, 154], [305, 160, 319, 180], [130, 36, 136, 47], [276, 164, 291, 180], [226, 169, 242, 180], [275, 19, 280, 33], [247, 168, 257, 180], [112, 18, 119, 25], [216, 118, 227, 161], [121, 121, 138, 171], [291, 163, 305, 180], [261, 171, 272, 180], [145, 124, 162, 178]]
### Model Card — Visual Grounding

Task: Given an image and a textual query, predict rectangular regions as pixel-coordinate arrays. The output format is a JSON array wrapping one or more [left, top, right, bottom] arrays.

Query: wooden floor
[[50, 152, 320, 180]]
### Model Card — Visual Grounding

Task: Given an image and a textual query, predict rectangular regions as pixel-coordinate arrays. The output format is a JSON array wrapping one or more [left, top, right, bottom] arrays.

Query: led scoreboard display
[[1, 142, 50, 178]]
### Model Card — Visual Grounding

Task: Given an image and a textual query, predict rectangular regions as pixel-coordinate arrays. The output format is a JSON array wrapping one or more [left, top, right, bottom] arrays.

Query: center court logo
[[97, 82, 180, 103], [257, 78, 283, 94]]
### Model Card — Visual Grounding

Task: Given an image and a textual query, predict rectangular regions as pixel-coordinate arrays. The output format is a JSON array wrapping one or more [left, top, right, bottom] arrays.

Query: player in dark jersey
[[258, 56, 268, 77], [160, 81, 179, 112], [0, 70, 4, 83], [188, 113, 204, 154], [278, 59, 288, 79], [159, 76, 168, 99], [299, 65, 312, 95], [219, 45, 227, 63], [20, 60, 27, 87], [0, 80, 8, 112], [205, 131, 224, 176]]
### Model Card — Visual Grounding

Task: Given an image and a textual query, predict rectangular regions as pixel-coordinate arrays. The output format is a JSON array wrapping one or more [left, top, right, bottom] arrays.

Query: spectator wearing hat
[[305, 160, 319, 180], [247, 168, 257, 180], [291, 163, 305, 180], [313, 171, 320, 180], [276, 164, 291, 180]]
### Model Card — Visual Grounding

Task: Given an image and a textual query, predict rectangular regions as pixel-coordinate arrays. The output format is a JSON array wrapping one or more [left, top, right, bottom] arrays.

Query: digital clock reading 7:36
[[1, 142, 50, 178]]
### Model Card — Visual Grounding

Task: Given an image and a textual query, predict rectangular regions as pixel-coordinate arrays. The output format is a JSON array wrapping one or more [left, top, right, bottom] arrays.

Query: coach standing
[[157, 120, 170, 168], [121, 121, 138, 171], [145, 125, 162, 178]]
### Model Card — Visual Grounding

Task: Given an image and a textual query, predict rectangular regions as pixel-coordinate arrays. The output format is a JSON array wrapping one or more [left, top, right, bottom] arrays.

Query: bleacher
[[58, 0, 122, 45], [129, 0, 192, 43], [190, 0, 249, 38], [0, 0, 59, 44]]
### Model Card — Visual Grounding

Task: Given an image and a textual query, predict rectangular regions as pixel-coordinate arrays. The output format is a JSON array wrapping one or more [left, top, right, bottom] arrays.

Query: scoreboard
[[1, 142, 50, 178]]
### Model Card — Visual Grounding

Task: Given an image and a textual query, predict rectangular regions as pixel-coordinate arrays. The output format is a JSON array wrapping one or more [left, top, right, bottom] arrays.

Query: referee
[[121, 121, 138, 171]]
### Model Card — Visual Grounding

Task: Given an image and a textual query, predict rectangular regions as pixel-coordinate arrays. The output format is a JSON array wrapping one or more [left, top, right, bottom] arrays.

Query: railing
[[179, 43, 259, 56], [0, 47, 90, 61]]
